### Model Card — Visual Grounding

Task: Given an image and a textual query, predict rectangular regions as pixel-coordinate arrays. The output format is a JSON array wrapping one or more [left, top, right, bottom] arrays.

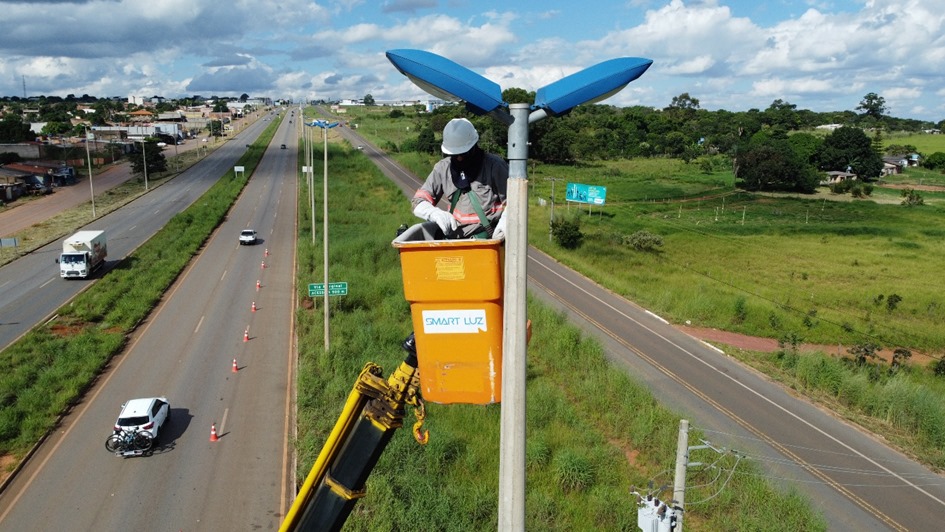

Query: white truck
[[58, 230, 107, 279]]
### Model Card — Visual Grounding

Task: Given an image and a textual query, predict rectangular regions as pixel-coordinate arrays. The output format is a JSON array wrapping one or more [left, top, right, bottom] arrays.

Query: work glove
[[492, 209, 508, 241], [413, 201, 457, 235]]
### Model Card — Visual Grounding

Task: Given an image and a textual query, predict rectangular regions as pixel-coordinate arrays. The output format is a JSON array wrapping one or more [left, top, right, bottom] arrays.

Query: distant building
[[822, 171, 857, 185]]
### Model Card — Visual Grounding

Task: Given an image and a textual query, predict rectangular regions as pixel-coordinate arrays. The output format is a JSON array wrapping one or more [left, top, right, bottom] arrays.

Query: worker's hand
[[413, 201, 457, 235], [428, 209, 458, 235], [492, 210, 508, 240]]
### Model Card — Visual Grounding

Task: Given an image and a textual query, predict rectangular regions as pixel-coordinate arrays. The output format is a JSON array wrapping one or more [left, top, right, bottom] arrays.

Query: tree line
[[392, 90, 944, 193]]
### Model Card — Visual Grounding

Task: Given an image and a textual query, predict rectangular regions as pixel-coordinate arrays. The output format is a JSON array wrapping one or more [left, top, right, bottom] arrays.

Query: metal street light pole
[[309, 125, 315, 245], [311, 119, 338, 351], [138, 139, 149, 191], [83, 125, 96, 218], [322, 124, 329, 352]]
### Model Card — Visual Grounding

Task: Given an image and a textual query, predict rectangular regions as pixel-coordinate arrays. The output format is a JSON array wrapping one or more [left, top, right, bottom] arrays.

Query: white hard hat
[[441, 118, 479, 154]]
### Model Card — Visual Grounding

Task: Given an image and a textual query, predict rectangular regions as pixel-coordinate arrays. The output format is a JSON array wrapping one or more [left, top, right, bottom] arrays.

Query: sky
[[1, 0, 943, 122]]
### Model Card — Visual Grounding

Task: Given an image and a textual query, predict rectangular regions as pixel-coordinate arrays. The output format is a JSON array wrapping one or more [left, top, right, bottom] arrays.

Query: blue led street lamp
[[387, 48, 652, 530]]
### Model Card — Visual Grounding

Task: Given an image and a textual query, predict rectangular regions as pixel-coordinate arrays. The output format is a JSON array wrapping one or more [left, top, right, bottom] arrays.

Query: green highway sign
[[308, 282, 348, 297]]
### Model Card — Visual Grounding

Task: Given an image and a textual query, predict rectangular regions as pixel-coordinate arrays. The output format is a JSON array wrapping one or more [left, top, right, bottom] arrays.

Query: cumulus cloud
[[0, 0, 943, 119]]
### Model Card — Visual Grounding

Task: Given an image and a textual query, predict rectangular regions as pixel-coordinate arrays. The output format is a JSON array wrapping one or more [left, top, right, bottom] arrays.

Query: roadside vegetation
[[340, 103, 945, 476], [293, 134, 825, 530], [0, 118, 279, 460]]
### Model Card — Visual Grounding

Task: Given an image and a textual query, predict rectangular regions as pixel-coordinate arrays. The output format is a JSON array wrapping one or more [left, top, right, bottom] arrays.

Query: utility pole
[[672, 419, 689, 532]]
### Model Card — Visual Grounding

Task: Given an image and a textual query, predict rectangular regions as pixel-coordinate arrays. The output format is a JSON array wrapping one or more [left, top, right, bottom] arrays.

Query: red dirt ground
[[678, 325, 936, 366]]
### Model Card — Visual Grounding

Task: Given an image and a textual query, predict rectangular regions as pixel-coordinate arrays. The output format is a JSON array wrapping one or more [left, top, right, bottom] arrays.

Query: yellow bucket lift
[[393, 222, 504, 405]]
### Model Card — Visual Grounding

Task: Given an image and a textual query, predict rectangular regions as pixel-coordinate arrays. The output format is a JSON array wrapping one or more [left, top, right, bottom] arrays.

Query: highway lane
[[336, 121, 945, 531], [0, 111, 297, 529], [0, 116, 272, 352]]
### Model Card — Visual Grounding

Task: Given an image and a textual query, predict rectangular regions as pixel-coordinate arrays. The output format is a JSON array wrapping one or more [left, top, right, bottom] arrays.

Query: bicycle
[[105, 428, 154, 456]]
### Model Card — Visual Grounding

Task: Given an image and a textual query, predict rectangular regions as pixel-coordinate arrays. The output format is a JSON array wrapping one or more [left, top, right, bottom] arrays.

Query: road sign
[[308, 282, 348, 297], [566, 182, 607, 205]]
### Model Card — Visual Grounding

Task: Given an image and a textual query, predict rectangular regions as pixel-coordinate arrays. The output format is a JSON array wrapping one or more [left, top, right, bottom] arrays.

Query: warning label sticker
[[434, 256, 465, 281]]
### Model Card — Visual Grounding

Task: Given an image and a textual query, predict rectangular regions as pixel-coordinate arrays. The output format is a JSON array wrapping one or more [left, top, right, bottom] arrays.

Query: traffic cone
[[232, 358, 239, 373], [210, 423, 219, 442], [251, 301, 257, 312], [261, 260, 266, 270], [243, 328, 249, 342], [264, 248, 269, 257], [256, 279, 261, 291]]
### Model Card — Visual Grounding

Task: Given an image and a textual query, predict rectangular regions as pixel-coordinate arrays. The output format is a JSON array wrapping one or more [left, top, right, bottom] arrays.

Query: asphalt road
[[0, 118, 269, 352], [0, 110, 297, 529], [337, 122, 945, 531]]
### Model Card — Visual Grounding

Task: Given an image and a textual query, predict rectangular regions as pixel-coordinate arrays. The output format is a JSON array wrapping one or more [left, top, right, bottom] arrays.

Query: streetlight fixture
[[83, 124, 96, 218], [387, 48, 652, 530]]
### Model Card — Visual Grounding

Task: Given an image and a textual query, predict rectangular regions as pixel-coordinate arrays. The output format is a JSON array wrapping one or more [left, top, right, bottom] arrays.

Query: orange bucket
[[393, 223, 504, 404]]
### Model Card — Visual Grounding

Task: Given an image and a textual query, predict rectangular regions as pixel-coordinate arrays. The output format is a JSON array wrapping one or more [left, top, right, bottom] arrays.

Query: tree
[[736, 139, 819, 193], [130, 139, 167, 176], [415, 127, 437, 154], [891, 348, 912, 372], [530, 120, 577, 164], [848, 342, 880, 366], [764, 99, 800, 131], [857, 92, 886, 120], [921, 152, 945, 171], [668, 92, 700, 111], [212, 100, 229, 113], [40, 122, 72, 137], [207, 119, 224, 137], [815, 126, 884, 180], [550, 216, 583, 249], [501, 87, 534, 105], [239, 93, 249, 102], [900, 188, 924, 206], [0, 113, 33, 142], [363, 94, 375, 106], [787, 132, 823, 165]]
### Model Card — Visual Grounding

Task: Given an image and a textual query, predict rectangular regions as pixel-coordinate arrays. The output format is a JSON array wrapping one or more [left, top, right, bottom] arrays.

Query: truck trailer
[[58, 230, 107, 279]]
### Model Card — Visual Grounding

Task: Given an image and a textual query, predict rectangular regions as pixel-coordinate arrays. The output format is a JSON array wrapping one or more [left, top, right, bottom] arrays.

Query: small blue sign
[[565, 183, 607, 205]]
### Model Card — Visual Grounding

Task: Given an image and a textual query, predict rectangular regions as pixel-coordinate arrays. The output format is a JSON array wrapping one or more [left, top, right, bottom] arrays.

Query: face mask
[[449, 146, 483, 189]]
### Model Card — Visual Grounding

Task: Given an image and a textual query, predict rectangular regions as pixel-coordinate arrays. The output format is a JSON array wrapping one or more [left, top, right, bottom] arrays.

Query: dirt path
[[678, 325, 936, 366]]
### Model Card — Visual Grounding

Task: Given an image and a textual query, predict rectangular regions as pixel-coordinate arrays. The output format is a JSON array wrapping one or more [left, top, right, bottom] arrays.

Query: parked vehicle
[[57, 230, 107, 279]]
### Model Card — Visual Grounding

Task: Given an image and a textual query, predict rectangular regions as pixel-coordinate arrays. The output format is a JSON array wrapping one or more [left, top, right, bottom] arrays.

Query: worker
[[411, 118, 509, 240]]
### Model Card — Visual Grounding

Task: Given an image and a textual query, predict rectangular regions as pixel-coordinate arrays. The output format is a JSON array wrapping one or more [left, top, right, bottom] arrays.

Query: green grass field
[[884, 131, 945, 155], [340, 105, 945, 355], [292, 134, 826, 530]]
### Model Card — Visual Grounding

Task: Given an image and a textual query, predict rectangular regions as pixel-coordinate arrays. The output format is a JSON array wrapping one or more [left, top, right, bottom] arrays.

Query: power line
[[698, 427, 943, 474]]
